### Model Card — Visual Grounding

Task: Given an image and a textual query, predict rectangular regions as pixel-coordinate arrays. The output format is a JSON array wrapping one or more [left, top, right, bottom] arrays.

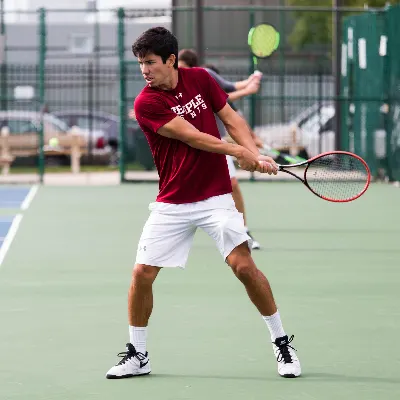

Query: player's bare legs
[[128, 264, 161, 326], [226, 242, 276, 315], [106, 264, 160, 379], [226, 242, 301, 377]]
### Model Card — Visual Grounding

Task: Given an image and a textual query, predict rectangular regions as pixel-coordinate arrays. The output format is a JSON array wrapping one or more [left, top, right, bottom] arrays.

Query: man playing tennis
[[106, 27, 301, 379]]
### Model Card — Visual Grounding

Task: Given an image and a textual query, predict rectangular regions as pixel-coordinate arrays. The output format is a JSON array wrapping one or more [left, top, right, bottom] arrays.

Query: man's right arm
[[157, 116, 262, 172], [158, 116, 242, 157]]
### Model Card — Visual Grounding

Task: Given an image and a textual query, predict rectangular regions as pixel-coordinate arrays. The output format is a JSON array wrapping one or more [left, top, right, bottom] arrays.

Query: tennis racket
[[248, 24, 280, 70], [277, 151, 370, 202]]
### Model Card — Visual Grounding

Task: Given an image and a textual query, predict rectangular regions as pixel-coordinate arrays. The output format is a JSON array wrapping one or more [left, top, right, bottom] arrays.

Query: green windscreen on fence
[[341, 5, 400, 182], [355, 11, 386, 178], [341, 11, 386, 178], [386, 5, 400, 182]]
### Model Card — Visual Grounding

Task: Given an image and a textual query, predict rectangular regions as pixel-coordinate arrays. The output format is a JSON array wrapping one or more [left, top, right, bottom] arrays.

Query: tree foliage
[[286, 0, 400, 49]]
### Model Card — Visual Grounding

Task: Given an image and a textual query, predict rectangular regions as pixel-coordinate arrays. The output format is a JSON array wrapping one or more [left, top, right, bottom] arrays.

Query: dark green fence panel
[[341, 11, 388, 179], [386, 5, 400, 182]]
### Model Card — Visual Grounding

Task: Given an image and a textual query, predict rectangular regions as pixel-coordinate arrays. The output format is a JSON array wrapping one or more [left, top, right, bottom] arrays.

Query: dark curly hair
[[178, 49, 199, 68], [132, 27, 178, 69]]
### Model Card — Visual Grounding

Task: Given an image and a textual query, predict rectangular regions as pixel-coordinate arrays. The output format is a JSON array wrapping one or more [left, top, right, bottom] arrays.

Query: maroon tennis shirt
[[134, 67, 232, 204]]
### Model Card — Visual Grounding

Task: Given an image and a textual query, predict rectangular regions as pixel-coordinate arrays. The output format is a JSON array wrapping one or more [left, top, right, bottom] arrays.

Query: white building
[[6, 0, 171, 22], [26, 0, 171, 10]]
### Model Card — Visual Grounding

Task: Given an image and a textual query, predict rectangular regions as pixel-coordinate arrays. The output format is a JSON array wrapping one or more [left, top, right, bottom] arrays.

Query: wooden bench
[[0, 126, 87, 175]]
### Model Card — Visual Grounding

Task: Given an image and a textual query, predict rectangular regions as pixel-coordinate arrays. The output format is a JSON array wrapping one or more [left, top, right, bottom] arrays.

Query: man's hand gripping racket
[[236, 147, 278, 175]]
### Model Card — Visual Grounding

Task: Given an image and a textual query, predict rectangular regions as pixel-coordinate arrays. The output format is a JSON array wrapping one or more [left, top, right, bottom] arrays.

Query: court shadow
[[302, 372, 400, 385], [151, 372, 399, 385], [150, 373, 275, 382]]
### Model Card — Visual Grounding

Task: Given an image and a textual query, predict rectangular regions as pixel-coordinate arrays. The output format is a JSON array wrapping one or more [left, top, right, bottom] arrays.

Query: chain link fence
[[0, 4, 399, 183]]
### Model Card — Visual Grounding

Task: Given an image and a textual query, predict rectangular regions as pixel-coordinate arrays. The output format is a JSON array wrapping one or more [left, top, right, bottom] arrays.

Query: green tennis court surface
[[0, 183, 399, 400]]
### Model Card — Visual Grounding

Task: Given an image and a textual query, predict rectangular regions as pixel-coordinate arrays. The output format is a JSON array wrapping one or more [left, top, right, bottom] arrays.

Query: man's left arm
[[217, 103, 277, 172]]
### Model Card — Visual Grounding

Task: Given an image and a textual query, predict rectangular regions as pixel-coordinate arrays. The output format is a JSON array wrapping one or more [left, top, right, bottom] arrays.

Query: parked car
[[297, 103, 336, 158], [0, 111, 111, 165], [254, 103, 335, 159], [52, 110, 119, 164], [52, 110, 153, 168], [53, 110, 118, 146], [255, 102, 386, 159]]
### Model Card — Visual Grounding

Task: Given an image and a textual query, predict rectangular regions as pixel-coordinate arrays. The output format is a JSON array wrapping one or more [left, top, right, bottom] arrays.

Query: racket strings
[[305, 153, 369, 201]]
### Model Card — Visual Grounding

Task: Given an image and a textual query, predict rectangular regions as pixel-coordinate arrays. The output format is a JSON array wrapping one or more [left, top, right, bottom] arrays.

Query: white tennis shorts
[[226, 155, 237, 178], [135, 194, 251, 268]]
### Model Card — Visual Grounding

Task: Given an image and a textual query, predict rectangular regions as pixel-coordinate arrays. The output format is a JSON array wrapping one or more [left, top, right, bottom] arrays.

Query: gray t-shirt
[[205, 68, 236, 93], [204, 68, 237, 138]]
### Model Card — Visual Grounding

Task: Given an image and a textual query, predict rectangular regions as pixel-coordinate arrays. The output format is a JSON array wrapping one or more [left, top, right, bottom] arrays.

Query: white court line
[[0, 214, 23, 267], [21, 185, 39, 211]]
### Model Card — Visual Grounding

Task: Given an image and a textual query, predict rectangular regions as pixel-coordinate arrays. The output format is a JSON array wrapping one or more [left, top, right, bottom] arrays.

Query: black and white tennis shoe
[[272, 335, 301, 378], [106, 343, 151, 379]]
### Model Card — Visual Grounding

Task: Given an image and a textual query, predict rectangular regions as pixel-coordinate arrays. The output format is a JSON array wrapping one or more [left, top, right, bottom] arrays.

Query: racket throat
[[279, 168, 304, 183]]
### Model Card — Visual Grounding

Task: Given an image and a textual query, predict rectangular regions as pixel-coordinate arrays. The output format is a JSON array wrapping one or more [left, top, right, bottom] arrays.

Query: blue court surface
[[0, 216, 14, 250], [0, 187, 31, 209]]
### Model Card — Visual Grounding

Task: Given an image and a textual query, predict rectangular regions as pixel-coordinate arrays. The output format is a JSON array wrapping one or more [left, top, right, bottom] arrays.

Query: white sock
[[262, 310, 286, 341], [129, 326, 147, 354]]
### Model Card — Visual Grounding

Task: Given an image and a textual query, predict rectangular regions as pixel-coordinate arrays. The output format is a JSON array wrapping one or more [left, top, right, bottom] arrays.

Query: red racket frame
[[278, 151, 371, 203]]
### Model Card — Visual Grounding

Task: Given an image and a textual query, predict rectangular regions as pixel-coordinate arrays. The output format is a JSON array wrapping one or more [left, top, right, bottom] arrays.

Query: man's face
[[138, 53, 175, 88]]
